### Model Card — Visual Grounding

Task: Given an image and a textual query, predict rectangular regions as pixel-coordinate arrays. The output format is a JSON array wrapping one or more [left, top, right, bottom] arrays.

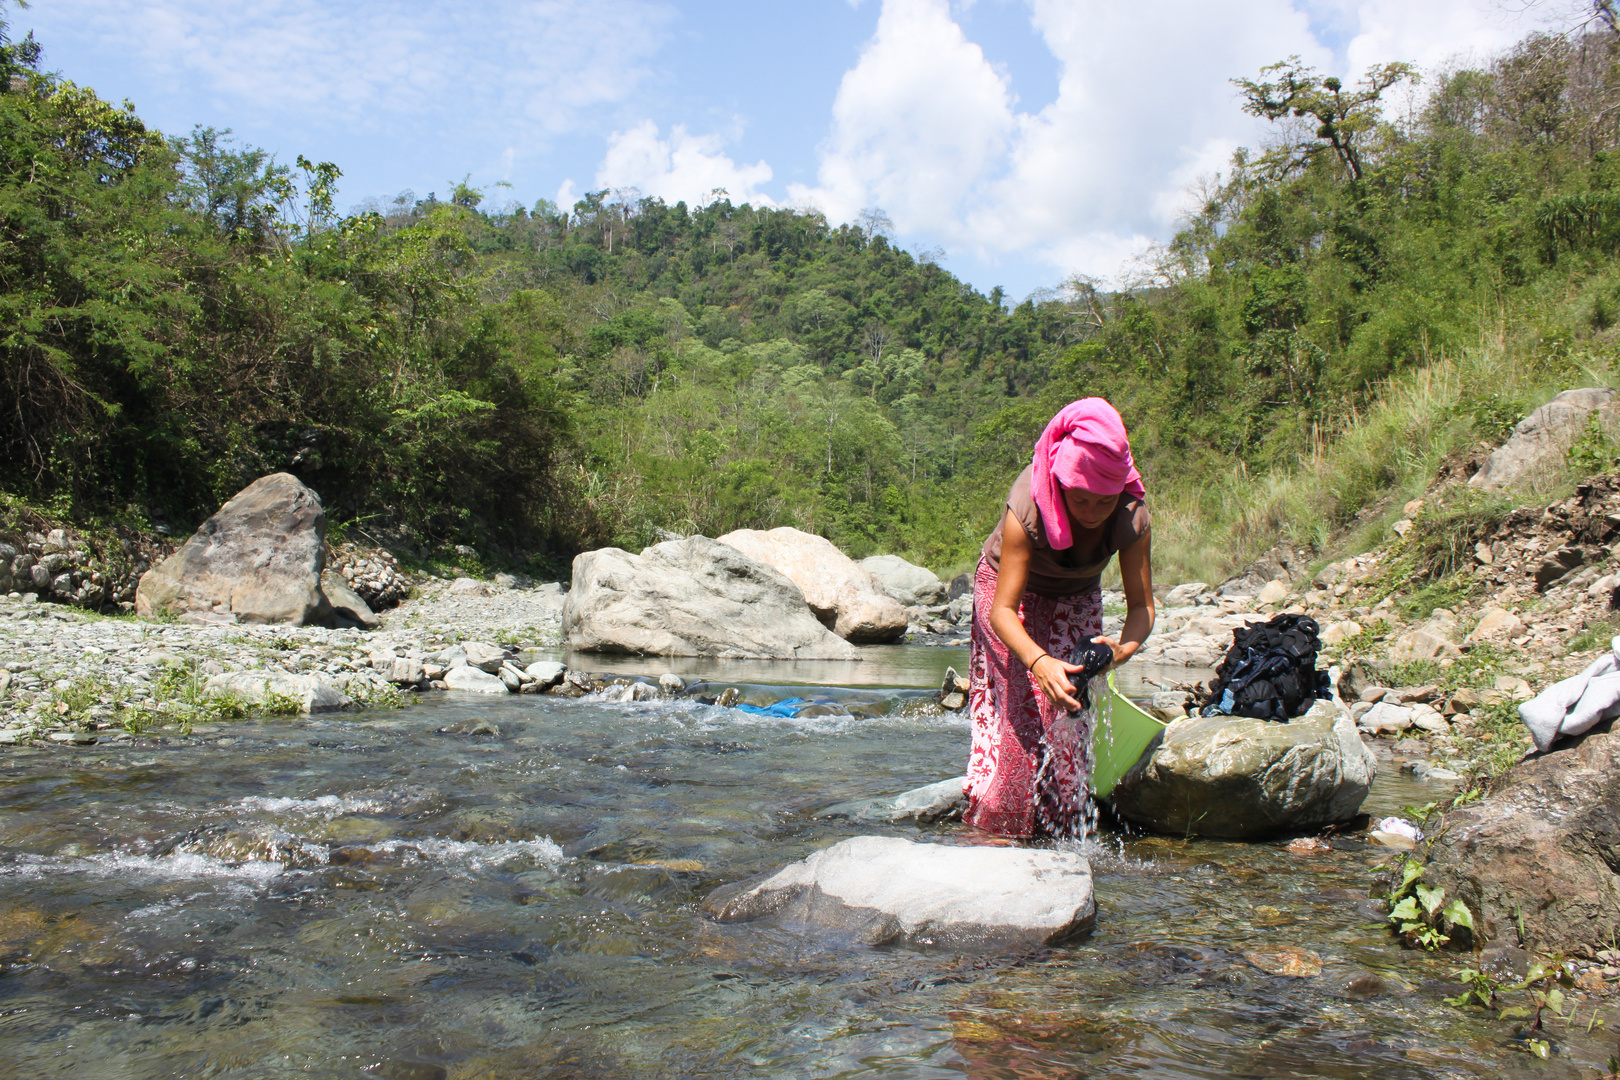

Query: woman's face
[[1061, 486, 1119, 530]]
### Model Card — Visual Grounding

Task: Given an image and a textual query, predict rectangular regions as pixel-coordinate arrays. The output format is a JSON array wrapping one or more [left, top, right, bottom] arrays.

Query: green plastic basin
[[1090, 671, 1169, 799]]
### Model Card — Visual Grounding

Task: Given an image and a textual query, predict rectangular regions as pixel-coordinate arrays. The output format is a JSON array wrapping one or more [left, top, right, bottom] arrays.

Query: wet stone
[[1341, 973, 1387, 999]]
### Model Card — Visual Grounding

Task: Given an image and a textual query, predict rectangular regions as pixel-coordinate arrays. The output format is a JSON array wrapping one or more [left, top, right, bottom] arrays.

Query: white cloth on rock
[[1520, 636, 1620, 753]]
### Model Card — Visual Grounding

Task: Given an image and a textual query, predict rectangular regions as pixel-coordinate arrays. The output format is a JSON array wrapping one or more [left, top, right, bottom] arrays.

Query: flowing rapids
[[0, 652, 1609, 1078]]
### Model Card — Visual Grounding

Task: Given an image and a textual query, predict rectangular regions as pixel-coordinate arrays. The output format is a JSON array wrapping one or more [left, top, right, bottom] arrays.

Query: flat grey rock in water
[[136, 473, 333, 625], [1109, 700, 1376, 839], [704, 835, 1094, 950], [523, 660, 567, 687], [817, 776, 967, 824], [564, 536, 857, 659], [444, 665, 509, 694], [203, 669, 353, 714]]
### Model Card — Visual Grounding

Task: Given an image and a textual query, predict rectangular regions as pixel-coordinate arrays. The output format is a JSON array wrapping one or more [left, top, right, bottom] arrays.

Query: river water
[[0, 648, 1609, 1078]]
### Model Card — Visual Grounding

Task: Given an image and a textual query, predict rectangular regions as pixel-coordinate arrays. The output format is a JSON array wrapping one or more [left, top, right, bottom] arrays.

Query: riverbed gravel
[[0, 577, 577, 746]]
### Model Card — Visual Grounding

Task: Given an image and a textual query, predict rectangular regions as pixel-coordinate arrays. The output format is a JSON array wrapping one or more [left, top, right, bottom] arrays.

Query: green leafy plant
[[1450, 953, 1577, 1060], [50, 675, 108, 725], [346, 681, 407, 710], [1568, 411, 1620, 476], [1386, 858, 1476, 950], [259, 691, 303, 716]]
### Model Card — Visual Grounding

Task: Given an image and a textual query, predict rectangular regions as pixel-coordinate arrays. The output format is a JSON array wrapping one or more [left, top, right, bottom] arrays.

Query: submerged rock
[[704, 835, 1094, 950], [816, 776, 967, 824], [1422, 727, 1620, 955], [717, 527, 906, 643], [563, 536, 857, 659], [1109, 700, 1376, 839], [136, 473, 332, 625]]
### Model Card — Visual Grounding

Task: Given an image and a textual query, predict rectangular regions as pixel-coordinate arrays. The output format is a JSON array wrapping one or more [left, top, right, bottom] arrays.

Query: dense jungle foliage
[[7, 12, 1620, 574]]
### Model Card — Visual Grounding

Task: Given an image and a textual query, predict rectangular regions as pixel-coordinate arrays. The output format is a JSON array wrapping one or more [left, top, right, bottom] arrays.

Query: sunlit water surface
[[0, 650, 1604, 1078]]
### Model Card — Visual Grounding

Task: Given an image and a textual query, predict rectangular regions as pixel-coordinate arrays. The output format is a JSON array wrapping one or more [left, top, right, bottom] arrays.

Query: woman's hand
[[1029, 654, 1086, 712], [1090, 636, 1138, 669]]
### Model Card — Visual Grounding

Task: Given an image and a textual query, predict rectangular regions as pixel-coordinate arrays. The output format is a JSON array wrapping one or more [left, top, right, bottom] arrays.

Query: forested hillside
[[7, 14, 1620, 577]]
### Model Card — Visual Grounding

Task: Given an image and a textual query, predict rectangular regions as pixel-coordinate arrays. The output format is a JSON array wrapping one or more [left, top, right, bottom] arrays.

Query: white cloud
[[786, 0, 1017, 229], [790, 0, 1321, 283], [26, 0, 675, 138], [1150, 137, 1242, 229], [594, 121, 776, 207], [1334, 0, 1564, 76], [788, 0, 1562, 288]]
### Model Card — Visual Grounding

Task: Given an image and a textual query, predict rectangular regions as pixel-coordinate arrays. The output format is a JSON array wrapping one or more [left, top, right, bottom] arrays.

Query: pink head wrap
[[1031, 398, 1145, 550]]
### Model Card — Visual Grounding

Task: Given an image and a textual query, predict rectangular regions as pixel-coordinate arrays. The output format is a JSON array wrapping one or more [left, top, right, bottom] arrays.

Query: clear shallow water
[[0, 652, 1609, 1078]]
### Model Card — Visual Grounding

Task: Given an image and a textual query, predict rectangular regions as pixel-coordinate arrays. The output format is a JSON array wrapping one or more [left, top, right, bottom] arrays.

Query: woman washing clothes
[[964, 398, 1155, 839]]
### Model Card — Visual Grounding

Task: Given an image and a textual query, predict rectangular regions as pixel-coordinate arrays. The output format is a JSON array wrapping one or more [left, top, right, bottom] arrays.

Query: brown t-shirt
[[980, 465, 1151, 597]]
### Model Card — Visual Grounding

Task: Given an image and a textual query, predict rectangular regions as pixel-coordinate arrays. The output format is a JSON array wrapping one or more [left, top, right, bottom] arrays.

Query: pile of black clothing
[[1200, 613, 1331, 721]]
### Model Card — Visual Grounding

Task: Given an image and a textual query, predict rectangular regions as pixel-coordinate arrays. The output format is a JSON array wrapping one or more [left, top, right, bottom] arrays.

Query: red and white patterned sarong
[[963, 556, 1101, 839]]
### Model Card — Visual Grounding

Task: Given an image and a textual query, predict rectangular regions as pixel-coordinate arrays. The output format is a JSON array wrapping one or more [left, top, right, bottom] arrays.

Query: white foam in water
[[368, 835, 566, 875], [2, 850, 289, 887], [235, 794, 388, 817]]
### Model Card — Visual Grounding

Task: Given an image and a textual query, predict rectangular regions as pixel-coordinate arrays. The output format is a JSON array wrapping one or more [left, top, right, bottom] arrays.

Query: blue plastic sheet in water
[[730, 696, 814, 717]]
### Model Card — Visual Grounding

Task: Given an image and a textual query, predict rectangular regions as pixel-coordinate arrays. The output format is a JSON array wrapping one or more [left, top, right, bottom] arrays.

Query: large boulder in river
[[860, 554, 946, 607], [563, 536, 858, 659], [1470, 388, 1620, 493], [137, 473, 333, 625], [1421, 728, 1620, 956], [1109, 700, 1376, 839], [704, 835, 1094, 950], [717, 527, 906, 643]]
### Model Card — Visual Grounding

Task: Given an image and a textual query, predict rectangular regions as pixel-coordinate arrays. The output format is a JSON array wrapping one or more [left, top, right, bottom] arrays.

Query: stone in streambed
[[717, 527, 906, 643], [444, 666, 508, 694], [564, 536, 857, 659], [1109, 700, 1375, 840], [375, 657, 425, 685], [816, 776, 967, 824], [137, 473, 333, 625], [704, 835, 1094, 950], [462, 642, 507, 673], [523, 661, 566, 688], [1359, 701, 1415, 734], [203, 669, 353, 714]]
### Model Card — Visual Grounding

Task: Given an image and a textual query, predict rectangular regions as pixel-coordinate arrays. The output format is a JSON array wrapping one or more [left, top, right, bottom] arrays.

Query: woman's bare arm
[[1095, 528, 1155, 668], [988, 508, 1085, 711]]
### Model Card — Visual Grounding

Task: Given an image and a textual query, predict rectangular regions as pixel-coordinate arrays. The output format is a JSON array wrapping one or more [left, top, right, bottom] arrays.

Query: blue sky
[[14, 0, 1566, 301]]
